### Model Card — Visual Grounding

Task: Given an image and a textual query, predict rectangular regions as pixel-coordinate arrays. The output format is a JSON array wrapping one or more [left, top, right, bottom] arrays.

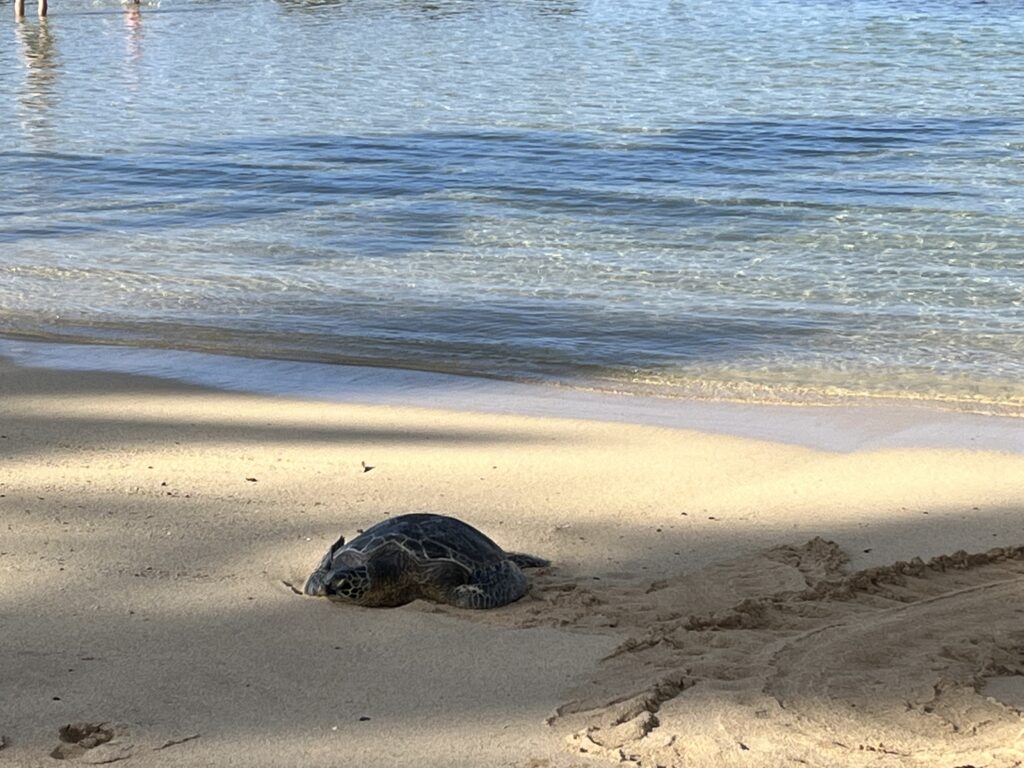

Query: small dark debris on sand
[[154, 733, 200, 751]]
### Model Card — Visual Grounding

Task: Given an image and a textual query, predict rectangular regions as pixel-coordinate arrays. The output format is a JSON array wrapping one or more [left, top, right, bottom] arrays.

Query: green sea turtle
[[304, 513, 549, 609]]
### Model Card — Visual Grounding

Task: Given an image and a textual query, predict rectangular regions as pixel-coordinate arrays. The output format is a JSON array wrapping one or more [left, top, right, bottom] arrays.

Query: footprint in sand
[[50, 722, 132, 763], [545, 540, 1024, 768]]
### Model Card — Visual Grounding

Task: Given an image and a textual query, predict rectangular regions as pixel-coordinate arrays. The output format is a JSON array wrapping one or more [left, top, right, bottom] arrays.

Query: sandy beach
[[3, 354, 1024, 767]]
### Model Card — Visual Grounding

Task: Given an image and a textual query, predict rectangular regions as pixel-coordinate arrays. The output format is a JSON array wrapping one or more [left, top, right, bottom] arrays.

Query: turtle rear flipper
[[449, 560, 528, 609], [505, 551, 550, 569]]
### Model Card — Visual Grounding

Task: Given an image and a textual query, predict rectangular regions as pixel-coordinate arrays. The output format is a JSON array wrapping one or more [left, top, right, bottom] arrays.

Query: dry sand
[[2, 354, 1024, 767]]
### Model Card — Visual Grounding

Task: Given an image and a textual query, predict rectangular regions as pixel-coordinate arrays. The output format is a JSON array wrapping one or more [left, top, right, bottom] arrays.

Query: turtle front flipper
[[448, 559, 528, 609]]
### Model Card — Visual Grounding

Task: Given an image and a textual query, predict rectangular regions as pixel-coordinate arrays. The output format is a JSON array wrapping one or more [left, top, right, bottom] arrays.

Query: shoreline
[[3, 342, 1024, 766], [2, 331, 1022, 420], [1, 336, 1022, 455]]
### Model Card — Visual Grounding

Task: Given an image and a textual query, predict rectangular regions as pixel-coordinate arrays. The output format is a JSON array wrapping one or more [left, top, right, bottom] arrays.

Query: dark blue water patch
[[8, 298, 833, 378], [803, 0, 1024, 22], [1, 117, 1015, 244], [271, 0, 585, 21]]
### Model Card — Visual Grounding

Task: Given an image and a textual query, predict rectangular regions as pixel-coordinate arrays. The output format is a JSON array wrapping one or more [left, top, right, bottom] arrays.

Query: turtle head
[[304, 565, 371, 603], [303, 534, 352, 597]]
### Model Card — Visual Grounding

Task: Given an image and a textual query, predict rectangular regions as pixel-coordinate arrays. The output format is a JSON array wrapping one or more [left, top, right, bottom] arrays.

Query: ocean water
[[2, 0, 1023, 410]]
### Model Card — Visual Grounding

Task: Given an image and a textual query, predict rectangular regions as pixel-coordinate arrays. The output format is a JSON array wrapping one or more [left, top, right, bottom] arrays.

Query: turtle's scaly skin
[[304, 513, 549, 609]]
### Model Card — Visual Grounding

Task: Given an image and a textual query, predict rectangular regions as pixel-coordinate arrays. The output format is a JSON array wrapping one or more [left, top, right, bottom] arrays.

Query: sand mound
[[492, 539, 1024, 767]]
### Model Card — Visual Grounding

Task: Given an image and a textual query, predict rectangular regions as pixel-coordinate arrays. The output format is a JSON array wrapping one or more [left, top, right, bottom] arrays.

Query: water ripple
[[1, 0, 1023, 406]]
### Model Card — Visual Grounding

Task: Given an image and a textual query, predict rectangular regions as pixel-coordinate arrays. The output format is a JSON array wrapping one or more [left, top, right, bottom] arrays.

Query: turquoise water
[[2, 0, 1023, 408]]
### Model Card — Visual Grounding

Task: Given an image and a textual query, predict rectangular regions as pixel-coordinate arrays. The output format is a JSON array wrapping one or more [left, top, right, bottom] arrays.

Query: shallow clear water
[[2, 0, 1023, 408]]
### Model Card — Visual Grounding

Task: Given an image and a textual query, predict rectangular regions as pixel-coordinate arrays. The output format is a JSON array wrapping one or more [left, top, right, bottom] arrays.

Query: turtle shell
[[338, 513, 507, 571]]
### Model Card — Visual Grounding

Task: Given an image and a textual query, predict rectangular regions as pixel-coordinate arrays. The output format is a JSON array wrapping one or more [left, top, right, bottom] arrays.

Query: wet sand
[[2, 354, 1023, 767]]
